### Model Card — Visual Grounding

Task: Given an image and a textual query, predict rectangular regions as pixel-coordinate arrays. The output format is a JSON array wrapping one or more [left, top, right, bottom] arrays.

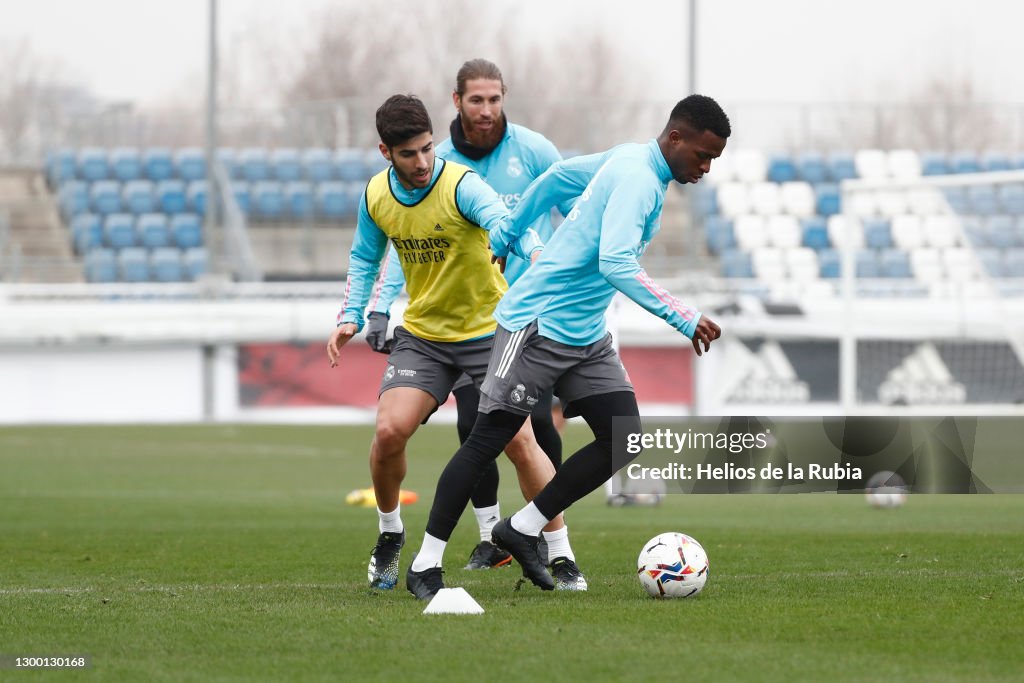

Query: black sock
[[424, 409, 527, 541], [454, 384, 500, 509]]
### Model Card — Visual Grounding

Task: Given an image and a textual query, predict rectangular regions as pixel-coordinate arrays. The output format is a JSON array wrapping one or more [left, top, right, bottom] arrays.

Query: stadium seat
[[961, 216, 986, 246], [284, 181, 314, 220], [343, 182, 364, 216], [1004, 248, 1024, 277], [749, 182, 782, 215], [785, 247, 818, 282], [692, 184, 719, 215], [818, 248, 840, 278], [59, 181, 90, 221], [846, 189, 878, 218], [240, 148, 270, 182], [271, 148, 302, 182], [118, 247, 150, 282], [800, 216, 830, 250], [796, 151, 828, 184], [734, 215, 768, 250], [183, 247, 209, 280], [156, 179, 187, 214], [83, 248, 117, 283], [880, 248, 912, 278], [316, 181, 350, 219], [968, 184, 1000, 215], [217, 148, 240, 179], [826, 215, 864, 249], [906, 187, 944, 215], [335, 148, 366, 182], [981, 151, 1012, 172], [732, 149, 767, 183], [171, 213, 203, 249], [110, 147, 142, 182], [1016, 216, 1024, 246], [715, 182, 751, 218], [886, 150, 922, 179], [302, 148, 334, 182], [71, 213, 103, 254], [827, 151, 857, 182], [186, 180, 208, 216], [814, 183, 841, 216], [122, 180, 156, 214], [363, 148, 390, 177], [46, 149, 77, 186], [150, 247, 184, 282], [704, 216, 735, 254], [766, 215, 801, 248], [874, 190, 909, 217], [910, 248, 943, 282], [252, 181, 285, 220], [977, 248, 1003, 277], [707, 151, 736, 182], [751, 247, 785, 281], [137, 213, 171, 249], [998, 183, 1024, 214], [984, 215, 1015, 248], [175, 148, 206, 182], [90, 180, 122, 215], [923, 215, 958, 249], [766, 153, 797, 183], [230, 181, 251, 214], [77, 148, 109, 182], [780, 181, 815, 217], [920, 151, 948, 176], [942, 248, 977, 281], [863, 218, 892, 249], [855, 249, 880, 278], [941, 186, 970, 213], [103, 213, 136, 249], [720, 249, 753, 278], [891, 215, 925, 249], [143, 148, 174, 182], [950, 151, 980, 175], [854, 149, 888, 180]]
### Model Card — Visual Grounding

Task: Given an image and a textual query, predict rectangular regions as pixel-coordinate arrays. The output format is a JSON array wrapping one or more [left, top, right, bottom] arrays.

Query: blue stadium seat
[[90, 180, 122, 215], [118, 247, 150, 282], [363, 149, 390, 177], [84, 248, 117, 283], [998, 183, 1024, 214], [252, 181, 285, 220], [920, 151, 948, 176], [1016, 217, 1024, 246], [942, 187, 970, 213], [71, 213, 103, 254], [217, 148, 241, 179], [121, 180, 155, 214], [969, 184, 999, 215], [186, 180, 208, 216], [1005, 249, 1024, 277], [880, 248, 912, 278], [316, 181, 349, 219], [183, 247, 209, 280], [977, 248, 1003, 277], [47, 149, 77, 187], [796, 151, 827, 184], [827, 152, 857, 181], [818, 249, 841, 278], [77, 148, 109, 182], [103, 213, 136, 249], [856, 249, 881, 278], [950, 151, 980, 175], [302, 148, 333, 182], [720, 249, 753, 278], [143, 148, 174, 182], [284, 181, 314, 219], [137, 213, 171, 249], [703, 216, 734, 254], [343, 182, 364, 217], [961, 216, 986, 246], [800, 216, 829, 250], [110, 147, 142, 182], [864, 218, 893, 249], [692, 185, 718, 215], [766, 153, 797, 183], [150, 247, 184, 282], [239, 148, 270, 182], [334, 149, 365, 182], [171, 213, 202, 249], [230, 181, 251, 214], [984, 215, 1015, 248], [981, 151, 1012, 172], [156, 179, 187, 214], [271, 148, 302, 182], [174, 148, 206, 182], [814, 183, 841, 216]]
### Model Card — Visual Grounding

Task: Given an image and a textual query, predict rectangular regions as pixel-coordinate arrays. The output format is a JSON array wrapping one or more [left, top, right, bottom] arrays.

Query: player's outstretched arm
[[457, 172, 543, 260], [689, 315, 722, 357], [327, 323, 358, 367], [336, 193, 389, 333]]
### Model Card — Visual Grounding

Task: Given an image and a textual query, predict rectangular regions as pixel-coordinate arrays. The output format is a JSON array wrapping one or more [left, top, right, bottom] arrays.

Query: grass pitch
[[1, 424, 1022, 682]]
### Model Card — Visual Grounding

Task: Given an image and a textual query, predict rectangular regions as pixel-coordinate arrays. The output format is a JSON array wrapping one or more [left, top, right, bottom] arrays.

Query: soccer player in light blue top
[[405, 95, 729, 599], [363, 59, 582, 584]]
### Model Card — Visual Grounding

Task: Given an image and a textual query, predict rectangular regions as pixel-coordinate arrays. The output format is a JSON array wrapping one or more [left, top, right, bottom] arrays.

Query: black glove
[[364, 311, 392, 354]]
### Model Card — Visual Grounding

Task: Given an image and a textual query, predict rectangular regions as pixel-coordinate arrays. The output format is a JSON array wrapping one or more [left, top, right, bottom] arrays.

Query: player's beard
[[462, 112, 505, 151]]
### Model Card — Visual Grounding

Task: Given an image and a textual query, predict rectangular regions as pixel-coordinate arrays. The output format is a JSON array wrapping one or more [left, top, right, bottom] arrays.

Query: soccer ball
[[636, 532, 709, 599], [864, 470, 908, 509]]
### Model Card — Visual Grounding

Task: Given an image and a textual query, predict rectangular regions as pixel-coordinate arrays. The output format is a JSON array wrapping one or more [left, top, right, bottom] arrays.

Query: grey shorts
[[380, 327, 492, 410], [479, 322, 634, 416]]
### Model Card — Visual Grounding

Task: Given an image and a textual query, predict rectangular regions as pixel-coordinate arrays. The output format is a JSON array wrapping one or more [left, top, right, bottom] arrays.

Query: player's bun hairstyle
[[455, 58, 507, 96], [669, 95, 731, 139], [376, 94, 433, 148]]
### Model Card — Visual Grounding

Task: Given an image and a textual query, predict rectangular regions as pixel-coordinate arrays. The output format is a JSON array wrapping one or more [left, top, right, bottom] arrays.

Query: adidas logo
[[878, 343, 966, 404], [434, 224, 445, 232], [721, 340, 810, 403], [486, 516, 498, 523]]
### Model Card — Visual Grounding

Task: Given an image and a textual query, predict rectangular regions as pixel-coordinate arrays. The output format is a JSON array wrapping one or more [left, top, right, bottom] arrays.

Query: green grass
[[1, 424, 1022, 682]]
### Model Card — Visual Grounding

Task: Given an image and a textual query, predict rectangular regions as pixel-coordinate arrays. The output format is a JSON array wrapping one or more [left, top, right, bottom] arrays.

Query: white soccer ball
[[637, 532, 709, 599], [865, 470, 908, 509]]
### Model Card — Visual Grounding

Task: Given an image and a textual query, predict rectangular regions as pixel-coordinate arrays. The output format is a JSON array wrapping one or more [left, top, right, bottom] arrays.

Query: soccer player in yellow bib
[[326, 94, 579, 594]]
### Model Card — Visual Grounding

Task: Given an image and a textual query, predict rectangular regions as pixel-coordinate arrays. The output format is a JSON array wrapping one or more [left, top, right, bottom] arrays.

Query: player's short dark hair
[[375, 94, 433, 148], [667, 95, 731, 139], [455, 58, 507, 96]]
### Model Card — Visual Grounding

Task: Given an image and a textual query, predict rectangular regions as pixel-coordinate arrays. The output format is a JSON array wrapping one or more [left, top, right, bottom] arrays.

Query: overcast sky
[[4, 0, 1023, 107]]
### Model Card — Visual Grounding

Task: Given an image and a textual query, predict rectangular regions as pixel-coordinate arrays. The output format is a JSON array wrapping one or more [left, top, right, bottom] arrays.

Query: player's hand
[[327, 323, 358, 367], [491, 254, 507, 273], [364, 312, 392, 354], [690, 315, 721, 357]]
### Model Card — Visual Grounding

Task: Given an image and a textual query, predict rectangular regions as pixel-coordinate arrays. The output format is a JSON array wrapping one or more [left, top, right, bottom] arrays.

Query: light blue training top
[[493, 138, 703, 346], [368, 122, 567, 314], [338, 156, 541, 332]]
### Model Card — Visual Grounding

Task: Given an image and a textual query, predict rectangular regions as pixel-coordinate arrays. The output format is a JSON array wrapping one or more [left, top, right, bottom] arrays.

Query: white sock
[[377, 505, 403, 534], [509, 502, 550, 537], [542, 525, 575, 562], [410, 532, 447, 572], [474, 504, 501, 543]]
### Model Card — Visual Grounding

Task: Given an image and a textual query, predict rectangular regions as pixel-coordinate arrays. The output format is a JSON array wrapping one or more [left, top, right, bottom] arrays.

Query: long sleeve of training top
[[336, 191, 389, 330], [458, 171, 544, 262], [369, 246, 404, 315]]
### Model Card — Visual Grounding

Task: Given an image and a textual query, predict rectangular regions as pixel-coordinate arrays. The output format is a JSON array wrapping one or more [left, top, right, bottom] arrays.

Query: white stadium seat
[[941, 247, 977, 281], [734, 214, 768, 250], [854, 149, 889, 180], [751, 247, 786, 281], [749, 182, 782, 215], [733, 149, 768, 183], [887, 149, 923, 179], [780, 181, 816, 217], [891, 214, 925, 249], [766, 215, 802, 248], [716, 182, 751, 218], [923, 215, 958, 249], [910, 248, 943, 282], [785, 247, 819, 282], [826, 215, 865, 249]]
